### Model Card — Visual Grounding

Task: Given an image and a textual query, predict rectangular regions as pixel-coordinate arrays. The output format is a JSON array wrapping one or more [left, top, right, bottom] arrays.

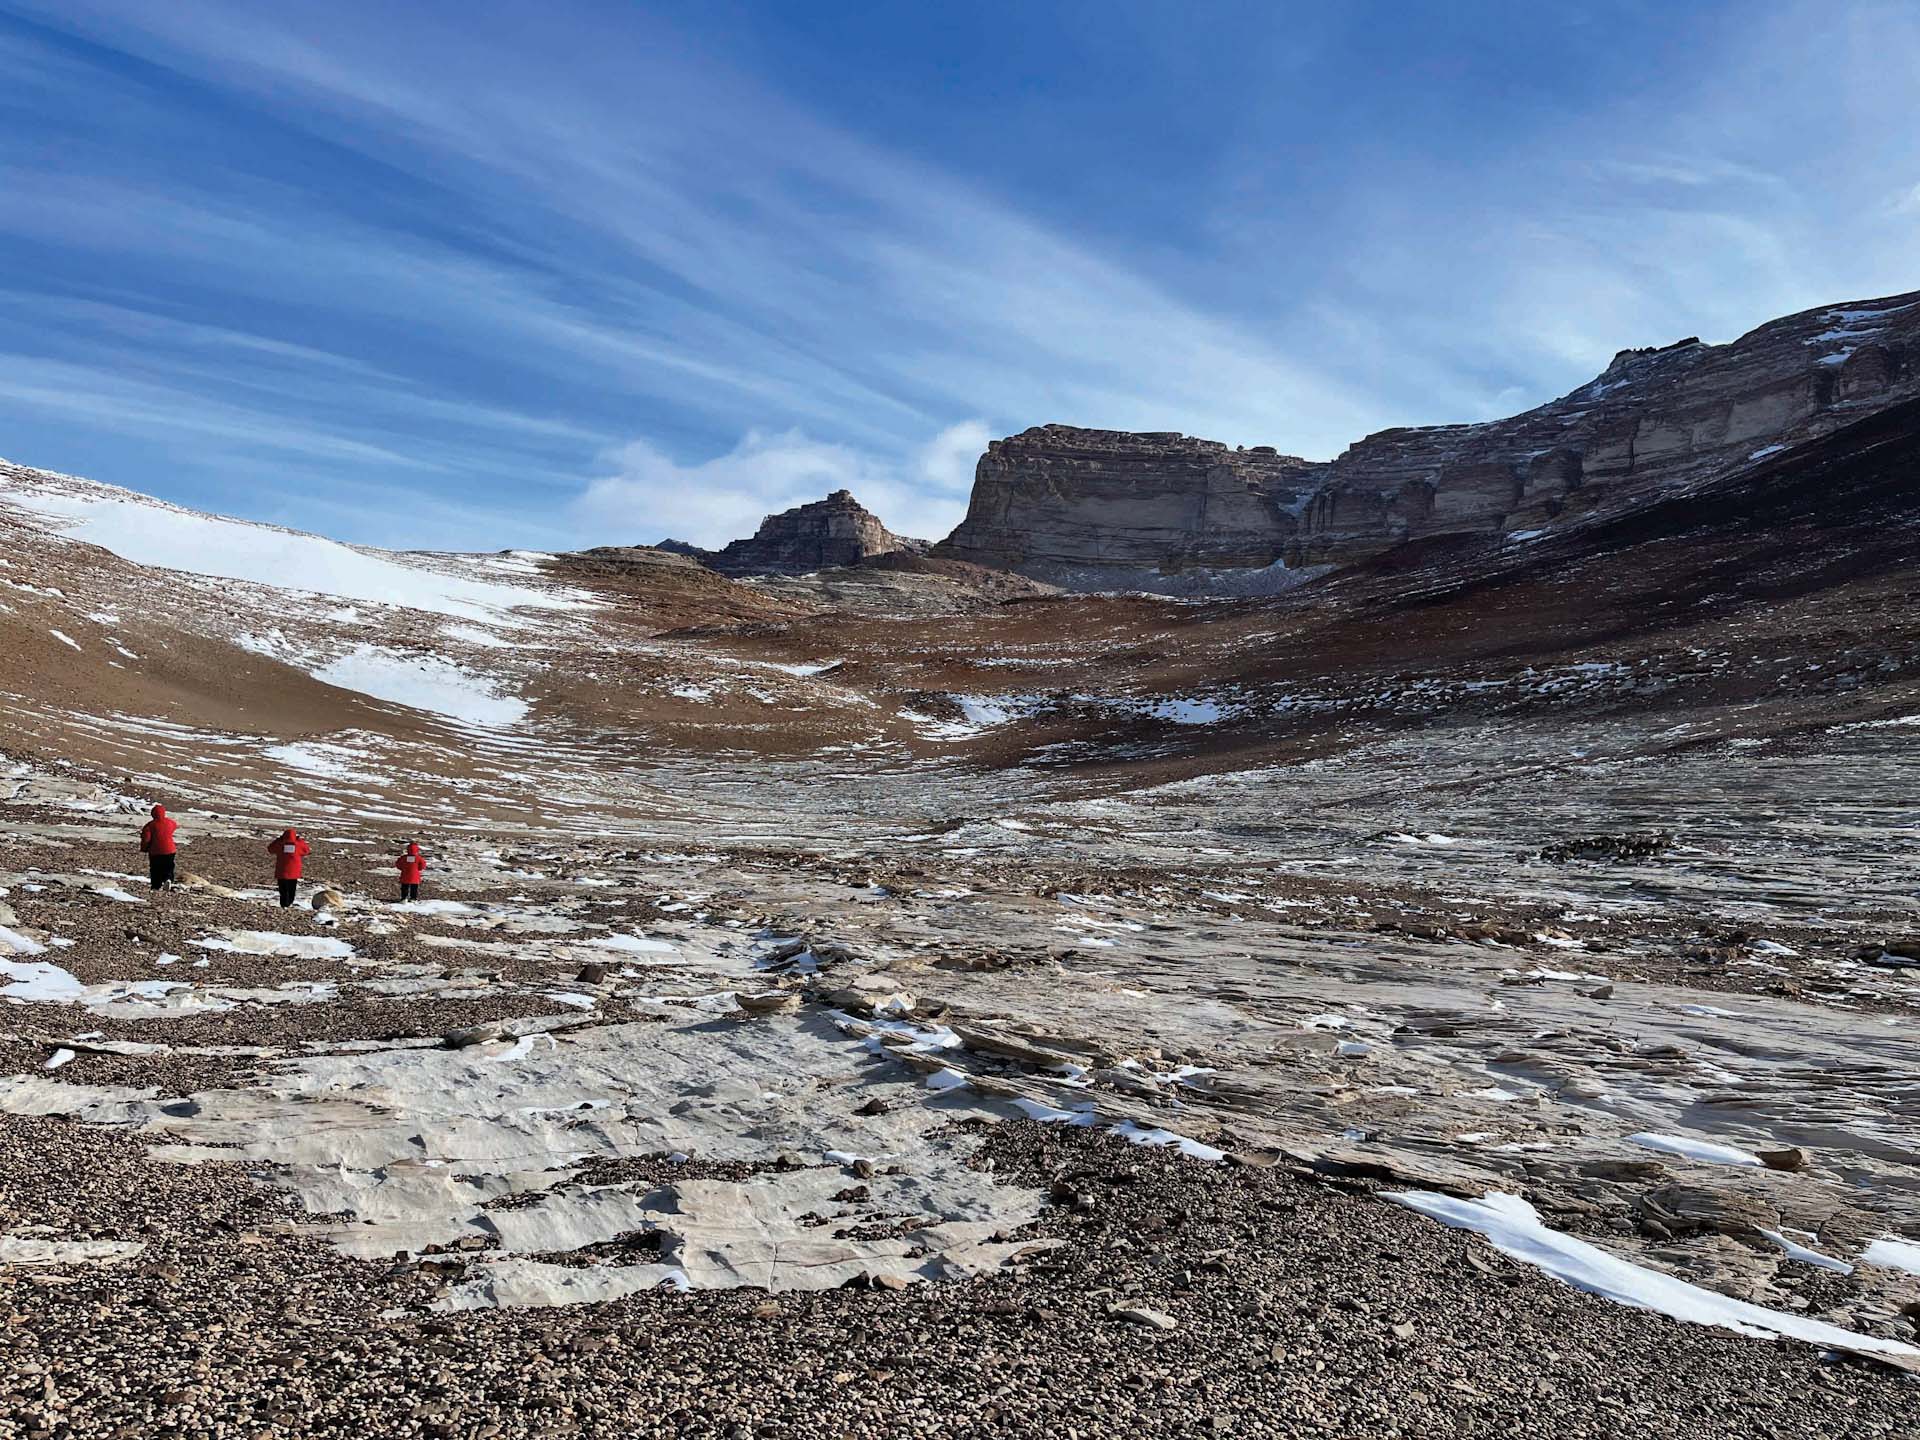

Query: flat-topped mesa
[[938, 290, 1920, 582], [935, 425, 1321, 582], [702, 489, 925, 577]]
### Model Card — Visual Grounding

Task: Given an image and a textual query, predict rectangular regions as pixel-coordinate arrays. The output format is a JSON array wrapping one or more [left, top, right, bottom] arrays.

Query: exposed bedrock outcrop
[[934, 428, 1317, 578], [691, 490, 926, 577], [938, 290, 1920, 582]]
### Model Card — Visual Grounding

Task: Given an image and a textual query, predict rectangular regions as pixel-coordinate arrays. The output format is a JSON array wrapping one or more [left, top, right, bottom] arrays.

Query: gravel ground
[[0, 1115, 1910, 1440], [0, 1039, 264, 1093], [1, 989, 595, 1053], [5, 796, 1917, 1439]]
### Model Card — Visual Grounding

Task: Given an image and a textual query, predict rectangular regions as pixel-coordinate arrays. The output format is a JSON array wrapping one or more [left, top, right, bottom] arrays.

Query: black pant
[[147, 854, 175, 890], [400, 883, 419, 902], [278, 879, 298, 907]]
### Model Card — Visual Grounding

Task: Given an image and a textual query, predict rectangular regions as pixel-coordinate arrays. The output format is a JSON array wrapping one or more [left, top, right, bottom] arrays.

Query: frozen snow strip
[[1011, 1097, 1095, 1125], [263, 740, 382, 783], [1862, 1238, 1920, 1278], [0, 925, 47, 957], [1110, 1119, 1227, 1163], [1627, 1132, 1762, 1167], [1, 959, 87, 1002], [191, 933, 356, 960], [1389, 1190, 1918, 1359], [312, 646, 527, 728], [0, 1233, 146, 1267], [492, 1033, 560, 1063], [833, 1011, 962, 1056], [1009, 1097, 1224, 1162], [1760, 1229, 1852, 1275]]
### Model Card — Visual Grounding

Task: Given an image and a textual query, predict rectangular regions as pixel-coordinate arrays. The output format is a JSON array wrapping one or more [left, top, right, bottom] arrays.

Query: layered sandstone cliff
[[684, 490, 925, 577], [938, 290, 1920, 584], [936, 428, 1317, 579]]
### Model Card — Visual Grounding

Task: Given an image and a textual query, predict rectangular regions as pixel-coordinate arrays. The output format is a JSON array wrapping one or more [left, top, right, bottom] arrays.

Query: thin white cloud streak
[[0, 356, 436, 472], [0, 164, 937, 453], [0, 291, 612, 457], [0, 332, 604, 492], [10, 0, 1406, 459], [1252, 0, 1920, 405]]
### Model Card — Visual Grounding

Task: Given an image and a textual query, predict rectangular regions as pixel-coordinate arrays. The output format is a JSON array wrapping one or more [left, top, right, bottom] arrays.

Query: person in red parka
[[139, 804, 179, 892], [267, 828, 311, 908], [395, 840, 427, 903]]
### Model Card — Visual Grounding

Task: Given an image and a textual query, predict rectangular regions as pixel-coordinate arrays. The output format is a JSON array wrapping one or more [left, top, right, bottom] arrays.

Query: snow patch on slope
[[2, 482, 580, 625], [1627, 1132, 1762, 1167], [313, 647, 528, 728]]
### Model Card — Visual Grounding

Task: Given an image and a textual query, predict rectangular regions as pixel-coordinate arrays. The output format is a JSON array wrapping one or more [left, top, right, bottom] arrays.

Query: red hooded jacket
[[268, 830, 311, 880], [396, 844, 426, 885], [140, 806, 178, 856]]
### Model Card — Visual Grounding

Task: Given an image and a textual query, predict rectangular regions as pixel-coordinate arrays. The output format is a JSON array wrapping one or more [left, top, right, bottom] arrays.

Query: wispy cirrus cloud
[[0, 1, 1913, 551]]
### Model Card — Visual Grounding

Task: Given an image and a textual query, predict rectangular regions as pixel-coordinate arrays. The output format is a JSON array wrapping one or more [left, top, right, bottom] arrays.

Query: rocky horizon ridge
[[933, 287, 1919, 587], [653, 287, 1918, 591]]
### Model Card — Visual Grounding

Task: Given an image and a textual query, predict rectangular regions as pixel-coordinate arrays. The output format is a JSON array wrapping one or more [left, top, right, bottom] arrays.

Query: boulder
[[1106, 1303, 1178, 1330], [441, 1024, 507, 1050], [734, 991, 800, 1018], [1636, 1183, 1779, 1239], [177, 871, 245, 900]]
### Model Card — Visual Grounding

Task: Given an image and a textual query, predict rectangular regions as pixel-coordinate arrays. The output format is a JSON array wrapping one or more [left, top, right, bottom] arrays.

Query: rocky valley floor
[[3, 438, 1920, 1437], [4, 734, 1920, 1439], [5, 1116, 1913, 1440]]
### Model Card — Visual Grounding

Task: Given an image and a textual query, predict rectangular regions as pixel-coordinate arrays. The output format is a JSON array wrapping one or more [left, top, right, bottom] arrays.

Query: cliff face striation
[[936, 428, 1319, 583], [682, 490, 926, 577], [937, 290, 1920, 586]]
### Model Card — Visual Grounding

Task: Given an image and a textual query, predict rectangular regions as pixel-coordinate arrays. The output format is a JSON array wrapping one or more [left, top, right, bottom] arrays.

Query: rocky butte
[[672, 489, 926, 578], [936, 290, 1920, 589]]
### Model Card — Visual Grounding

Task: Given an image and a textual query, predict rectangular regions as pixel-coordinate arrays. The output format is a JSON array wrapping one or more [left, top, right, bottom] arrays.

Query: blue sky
[[0, 1, 1915, 550]]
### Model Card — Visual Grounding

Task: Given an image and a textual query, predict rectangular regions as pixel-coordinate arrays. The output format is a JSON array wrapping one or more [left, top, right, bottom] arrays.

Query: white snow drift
[[2, 479, 581, 625], [1389, 1190, 1917, 1359]]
